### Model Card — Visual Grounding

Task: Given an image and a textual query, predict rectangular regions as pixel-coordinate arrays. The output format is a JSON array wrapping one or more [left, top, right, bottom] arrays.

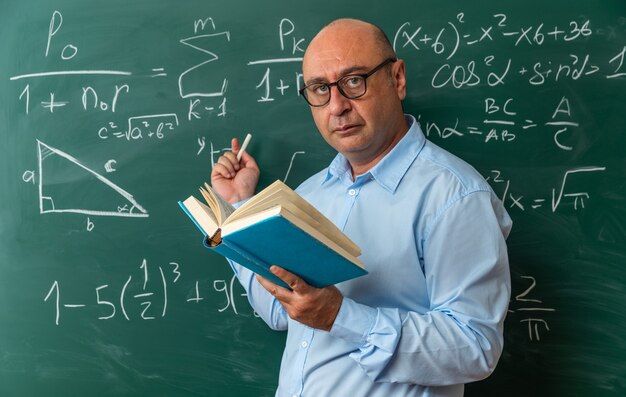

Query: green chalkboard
[[1, 0, 625, 396]]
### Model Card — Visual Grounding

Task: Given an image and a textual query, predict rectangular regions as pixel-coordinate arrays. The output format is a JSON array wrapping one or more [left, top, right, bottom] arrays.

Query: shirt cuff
[[232, 197, 250, 209], [329, 297, 377, 348]]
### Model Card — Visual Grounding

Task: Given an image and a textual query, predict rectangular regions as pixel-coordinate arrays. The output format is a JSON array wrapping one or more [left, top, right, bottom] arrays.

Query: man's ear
[[393, 59, 407, 101]]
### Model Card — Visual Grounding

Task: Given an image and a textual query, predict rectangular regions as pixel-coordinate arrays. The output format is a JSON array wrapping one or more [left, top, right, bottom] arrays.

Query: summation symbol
[[178, 27, 230, 98]]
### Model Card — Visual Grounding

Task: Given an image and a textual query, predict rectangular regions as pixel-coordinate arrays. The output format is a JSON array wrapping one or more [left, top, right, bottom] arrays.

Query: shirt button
[[348, 189, 356, 196], [301, 341, 308, 348]]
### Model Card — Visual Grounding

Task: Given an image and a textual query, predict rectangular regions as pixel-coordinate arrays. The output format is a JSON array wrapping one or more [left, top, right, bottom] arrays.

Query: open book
[[178, 180, 367, 288]]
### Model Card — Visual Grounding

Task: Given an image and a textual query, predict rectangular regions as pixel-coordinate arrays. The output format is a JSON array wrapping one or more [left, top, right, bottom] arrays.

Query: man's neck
[[348, 116, 410, 179]]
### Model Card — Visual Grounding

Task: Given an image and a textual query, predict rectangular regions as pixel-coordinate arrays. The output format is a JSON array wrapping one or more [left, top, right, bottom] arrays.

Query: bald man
[[211, 18, 512, 397]]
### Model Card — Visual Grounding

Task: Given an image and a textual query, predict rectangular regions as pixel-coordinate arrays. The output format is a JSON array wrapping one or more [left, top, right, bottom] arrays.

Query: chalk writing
[[4, 9, 619, 339], [485, 167, 606, 212], [97, 114, 179, 141], [34, 140, 149, 218], [248, 18, 305, 102], [44, 259, 253, 325], [424, 95, 589, 150], [509, 275, 556, 341]]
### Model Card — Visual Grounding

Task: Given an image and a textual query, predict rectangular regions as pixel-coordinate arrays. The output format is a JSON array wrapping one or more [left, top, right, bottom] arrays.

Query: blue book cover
[[179, 200, 367, 288], [221, 215, 367, 288]]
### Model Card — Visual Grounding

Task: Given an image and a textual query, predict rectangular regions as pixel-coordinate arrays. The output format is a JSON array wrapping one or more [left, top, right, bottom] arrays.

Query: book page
[[227, 184, 283, 220], [182, 196, 220, 236], [228, 180, 284, 218], [200, 182, 236, 226], [225, 180, 361, 257]]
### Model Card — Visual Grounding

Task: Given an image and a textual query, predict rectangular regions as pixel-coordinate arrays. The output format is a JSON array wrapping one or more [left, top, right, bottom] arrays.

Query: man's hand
[[256, 266, 343, 331], [210, 137, 260, 204]]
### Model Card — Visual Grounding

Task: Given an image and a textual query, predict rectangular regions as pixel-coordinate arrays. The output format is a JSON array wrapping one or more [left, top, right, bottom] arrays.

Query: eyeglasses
[[299, 57, 397, 107]]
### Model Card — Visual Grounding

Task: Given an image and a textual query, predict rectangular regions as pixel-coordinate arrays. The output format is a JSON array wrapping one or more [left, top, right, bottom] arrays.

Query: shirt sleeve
[[228, 260, 289, 331], [329, 190, 512, 386]]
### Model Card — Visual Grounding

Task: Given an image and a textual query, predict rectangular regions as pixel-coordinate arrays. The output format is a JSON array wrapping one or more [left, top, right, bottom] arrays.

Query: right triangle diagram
[[37, 140, 149, 218]]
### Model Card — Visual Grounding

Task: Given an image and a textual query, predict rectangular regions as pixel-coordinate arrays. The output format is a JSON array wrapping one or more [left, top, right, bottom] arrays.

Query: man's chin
[[331, 136, 370, 155]]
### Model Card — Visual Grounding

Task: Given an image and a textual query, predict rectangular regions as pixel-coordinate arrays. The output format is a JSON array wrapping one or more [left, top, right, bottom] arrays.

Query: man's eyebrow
[[304, 64, 370, 86]]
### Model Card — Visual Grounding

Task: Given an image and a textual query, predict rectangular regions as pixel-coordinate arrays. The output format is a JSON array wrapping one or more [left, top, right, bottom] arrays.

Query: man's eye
[[312, 85, 329, 95], [344, 77, 363, 88]]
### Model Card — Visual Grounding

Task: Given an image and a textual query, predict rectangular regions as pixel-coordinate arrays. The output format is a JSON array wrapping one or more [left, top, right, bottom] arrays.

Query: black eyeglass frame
[[299, 57, 397, 107]]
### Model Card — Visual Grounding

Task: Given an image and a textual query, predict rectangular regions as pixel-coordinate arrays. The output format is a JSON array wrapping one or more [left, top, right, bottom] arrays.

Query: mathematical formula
[[485, 166, 606, 212], [44, 258, 254, 325], [509, 275, 556, 342], [10, 11, 617, 222], [7, 9, 622, 345], [44, 258, 557, 344]]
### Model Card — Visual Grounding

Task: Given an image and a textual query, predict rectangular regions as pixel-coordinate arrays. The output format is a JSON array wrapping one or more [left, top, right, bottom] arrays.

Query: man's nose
[[327, 85, 352, 116]]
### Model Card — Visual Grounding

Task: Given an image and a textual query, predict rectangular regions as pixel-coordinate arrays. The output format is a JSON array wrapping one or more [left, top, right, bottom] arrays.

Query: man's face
[[302, 24, 406, 165]]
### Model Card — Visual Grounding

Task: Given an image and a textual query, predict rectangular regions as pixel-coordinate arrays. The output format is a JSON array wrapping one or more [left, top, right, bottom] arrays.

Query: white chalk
[[236, 133, 252, 162]]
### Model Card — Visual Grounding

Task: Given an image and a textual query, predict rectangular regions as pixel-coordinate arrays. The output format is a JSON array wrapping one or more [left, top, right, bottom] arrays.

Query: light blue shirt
[[229, 115, 512, 397]]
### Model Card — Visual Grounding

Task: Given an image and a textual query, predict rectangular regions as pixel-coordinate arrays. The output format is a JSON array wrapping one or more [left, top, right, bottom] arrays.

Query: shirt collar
[[323, 115, 426, 193]]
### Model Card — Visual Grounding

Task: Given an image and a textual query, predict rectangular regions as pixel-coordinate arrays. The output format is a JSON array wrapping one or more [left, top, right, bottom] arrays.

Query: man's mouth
[[333, 124, 360, 134]]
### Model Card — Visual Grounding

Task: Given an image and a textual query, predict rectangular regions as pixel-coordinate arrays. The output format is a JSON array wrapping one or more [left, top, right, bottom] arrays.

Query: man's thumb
[[231, 137, 240, 154]]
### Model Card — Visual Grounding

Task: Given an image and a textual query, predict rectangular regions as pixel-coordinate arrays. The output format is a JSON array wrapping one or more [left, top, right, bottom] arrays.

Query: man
[[211, 18, 512, 397]]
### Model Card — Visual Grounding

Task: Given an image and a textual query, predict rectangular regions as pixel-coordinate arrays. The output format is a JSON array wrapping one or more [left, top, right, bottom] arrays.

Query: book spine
[[211, 239, 290, 289]]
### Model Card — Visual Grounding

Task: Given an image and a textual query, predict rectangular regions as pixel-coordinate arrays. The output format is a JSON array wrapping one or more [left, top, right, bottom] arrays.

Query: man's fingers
[[211, 162, 235, 179], [256, 268, 302, 301], [270, 266, 309, 294], [216, 155, 239, 176], [258, 267, 343, 330], [256, 274, 291, 300], [212, 137, 256, 180], [223, 151, 240, 168], [239, 149, 259, 169], [215, 159, 235, 178]]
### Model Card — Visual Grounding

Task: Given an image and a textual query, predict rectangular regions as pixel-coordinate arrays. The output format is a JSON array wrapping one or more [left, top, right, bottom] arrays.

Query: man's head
[[302, 18, 408, 174]]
